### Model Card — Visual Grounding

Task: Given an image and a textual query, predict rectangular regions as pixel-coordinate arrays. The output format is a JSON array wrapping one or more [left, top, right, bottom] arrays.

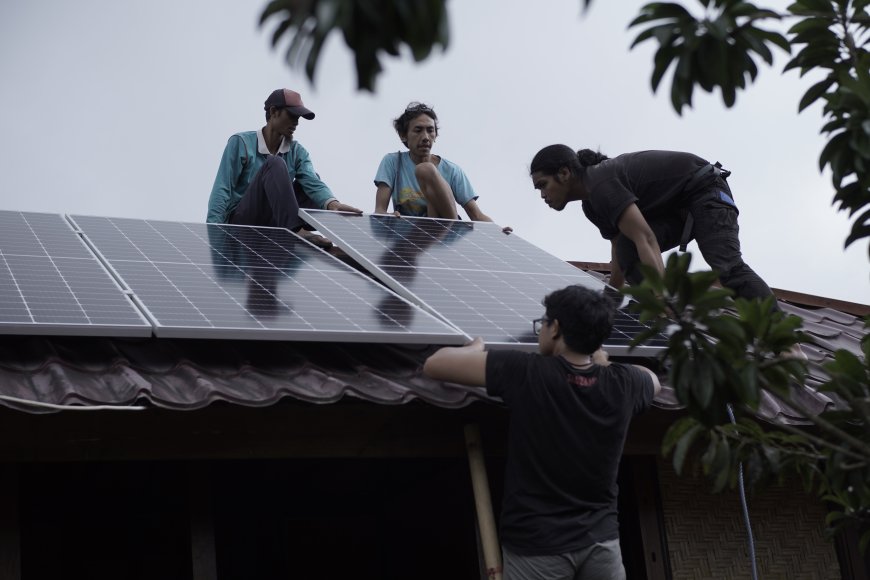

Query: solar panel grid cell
[[300, 210, 668, 355], [70, 215, 464, 343], [0, 211, 151, 336]]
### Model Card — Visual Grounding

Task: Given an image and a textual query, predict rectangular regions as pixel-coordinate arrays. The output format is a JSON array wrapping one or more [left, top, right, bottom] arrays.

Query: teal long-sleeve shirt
[[206, 130, 335, 223]]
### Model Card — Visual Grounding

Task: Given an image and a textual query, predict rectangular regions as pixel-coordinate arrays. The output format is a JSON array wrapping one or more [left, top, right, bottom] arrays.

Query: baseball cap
[[264, 89, 315, 120]]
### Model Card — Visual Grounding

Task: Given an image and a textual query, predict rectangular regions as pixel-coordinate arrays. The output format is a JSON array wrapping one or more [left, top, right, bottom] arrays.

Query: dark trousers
[[615, 183, 776, 304], [229, 156, 306, 231]]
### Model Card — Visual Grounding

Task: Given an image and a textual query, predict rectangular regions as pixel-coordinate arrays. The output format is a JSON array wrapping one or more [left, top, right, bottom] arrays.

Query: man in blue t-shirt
[[374, 102, 495, 221], [424, 285, 660, 580], [207, 89, 360, 248]]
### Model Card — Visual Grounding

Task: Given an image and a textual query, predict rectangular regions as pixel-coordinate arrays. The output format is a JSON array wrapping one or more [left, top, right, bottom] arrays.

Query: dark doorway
[[210, 458, 480, 580]]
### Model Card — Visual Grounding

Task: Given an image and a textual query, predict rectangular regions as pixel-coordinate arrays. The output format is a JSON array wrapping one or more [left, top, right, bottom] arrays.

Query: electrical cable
[[0, 395, 146, 412], [727, 403, 758, 580]]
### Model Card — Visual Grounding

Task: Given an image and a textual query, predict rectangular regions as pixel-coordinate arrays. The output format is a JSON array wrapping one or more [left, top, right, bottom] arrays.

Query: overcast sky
[[1, 0, 866, 305]]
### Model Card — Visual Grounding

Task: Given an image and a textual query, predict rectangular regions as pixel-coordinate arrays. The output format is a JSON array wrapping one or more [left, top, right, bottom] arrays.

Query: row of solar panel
[[0, 210, 666, 354]]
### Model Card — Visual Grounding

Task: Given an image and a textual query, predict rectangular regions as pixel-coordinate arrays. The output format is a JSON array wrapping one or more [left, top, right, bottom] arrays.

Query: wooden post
[[0, 464, 21, 580], [189, 462, 218, 580], [465, 424, 502, 580]]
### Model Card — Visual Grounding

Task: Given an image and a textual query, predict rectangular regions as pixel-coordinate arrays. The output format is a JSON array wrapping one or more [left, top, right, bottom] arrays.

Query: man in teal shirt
[[207, 89, 360, 247]]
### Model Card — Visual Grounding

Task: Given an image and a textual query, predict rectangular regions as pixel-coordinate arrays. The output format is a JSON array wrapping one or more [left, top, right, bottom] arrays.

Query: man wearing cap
[[207, 89, 360, 247]]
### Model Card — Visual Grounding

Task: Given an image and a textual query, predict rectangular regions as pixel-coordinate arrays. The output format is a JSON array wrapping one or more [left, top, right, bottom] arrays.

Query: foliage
[[624, 252, 870, 548], [628, 0, 870, 251], [628, 1, 791, 112], [259, 0, 450, 91], [782, 0, 870, 250]]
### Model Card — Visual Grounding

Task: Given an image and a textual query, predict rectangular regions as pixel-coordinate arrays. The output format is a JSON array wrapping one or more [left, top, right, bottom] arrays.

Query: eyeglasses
[[532, 316, 550, 336]]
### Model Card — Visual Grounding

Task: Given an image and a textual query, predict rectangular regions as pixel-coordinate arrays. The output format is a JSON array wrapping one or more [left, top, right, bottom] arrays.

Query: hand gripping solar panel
[[69, 215, 465, 344], [0, 211, 151, 337], [300, 210, 668, 355]]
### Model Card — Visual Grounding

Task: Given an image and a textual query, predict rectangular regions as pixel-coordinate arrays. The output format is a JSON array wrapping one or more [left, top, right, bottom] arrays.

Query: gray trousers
[[502, 539, 625, 580]]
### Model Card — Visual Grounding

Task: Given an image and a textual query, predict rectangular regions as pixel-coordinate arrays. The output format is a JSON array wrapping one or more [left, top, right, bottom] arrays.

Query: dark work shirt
[[580, 150, 712, 239], [485, 350, 654, 555]]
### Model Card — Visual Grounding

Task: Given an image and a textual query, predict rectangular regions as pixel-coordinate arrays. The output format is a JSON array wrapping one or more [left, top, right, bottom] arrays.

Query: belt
[[678, 162, 731, 252]]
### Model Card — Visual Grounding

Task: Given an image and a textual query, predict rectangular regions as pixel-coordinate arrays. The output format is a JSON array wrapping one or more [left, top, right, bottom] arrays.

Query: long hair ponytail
[[530, 145, 608, 176]]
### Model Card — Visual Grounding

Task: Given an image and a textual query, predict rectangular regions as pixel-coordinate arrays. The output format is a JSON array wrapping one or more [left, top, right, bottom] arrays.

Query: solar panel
[[0, 211, 151, 337], [69, 215, 465, 344], [300, 210, 668, 355]]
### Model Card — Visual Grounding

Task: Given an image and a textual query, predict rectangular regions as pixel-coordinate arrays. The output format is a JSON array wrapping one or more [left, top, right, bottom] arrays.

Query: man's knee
[[580, 539, 625, 580], [414, 161, 439, 184], [261, 155, 285, 173]]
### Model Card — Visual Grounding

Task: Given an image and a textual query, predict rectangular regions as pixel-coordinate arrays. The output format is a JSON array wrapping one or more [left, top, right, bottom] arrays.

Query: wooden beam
[[0, 403, 508, 462], [834, 521, 870, 580], [628, 456, 671, 579], [0, 464, 21, 580], [189, 462, 217, 580], [465, 424, 502, 580]]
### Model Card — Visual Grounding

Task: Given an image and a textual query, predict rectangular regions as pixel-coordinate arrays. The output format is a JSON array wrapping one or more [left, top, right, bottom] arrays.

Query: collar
[[256, 128, 292, 155]]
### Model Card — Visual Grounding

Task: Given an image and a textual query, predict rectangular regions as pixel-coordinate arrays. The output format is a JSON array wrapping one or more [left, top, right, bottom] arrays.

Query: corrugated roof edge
[[0, 263, 864, 425]]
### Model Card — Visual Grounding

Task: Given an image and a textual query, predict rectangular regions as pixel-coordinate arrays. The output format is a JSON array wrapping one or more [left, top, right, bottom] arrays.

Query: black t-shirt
[[485, 350, 654, 555], [580, 150, 712, 240]]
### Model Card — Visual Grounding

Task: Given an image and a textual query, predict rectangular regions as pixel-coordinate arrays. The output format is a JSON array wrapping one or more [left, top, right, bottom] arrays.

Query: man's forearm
[[636, 237, 665, 276], [423, 338, 487, 386]]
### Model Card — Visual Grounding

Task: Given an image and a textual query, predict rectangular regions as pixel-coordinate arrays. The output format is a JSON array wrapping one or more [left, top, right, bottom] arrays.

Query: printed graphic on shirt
[[396, 187, 428, 215], [567, 374, 598, 388]]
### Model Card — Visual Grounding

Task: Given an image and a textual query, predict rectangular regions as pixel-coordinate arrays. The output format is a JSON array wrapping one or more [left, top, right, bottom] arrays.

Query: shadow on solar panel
[[300, 210, 669, 356]]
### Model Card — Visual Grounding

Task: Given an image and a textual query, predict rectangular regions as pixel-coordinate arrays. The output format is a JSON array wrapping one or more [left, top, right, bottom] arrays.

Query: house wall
[[657, 458, 841, 579]]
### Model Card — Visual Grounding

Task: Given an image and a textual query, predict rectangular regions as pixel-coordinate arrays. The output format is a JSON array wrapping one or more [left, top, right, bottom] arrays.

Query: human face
[[403, 114, 437, 160], [271, 108, 300, 141], [531, 168, 572, 211]]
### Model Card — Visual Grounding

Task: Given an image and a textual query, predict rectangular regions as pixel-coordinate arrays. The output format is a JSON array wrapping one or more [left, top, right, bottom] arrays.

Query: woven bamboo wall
[[657, 458, 840, 579]]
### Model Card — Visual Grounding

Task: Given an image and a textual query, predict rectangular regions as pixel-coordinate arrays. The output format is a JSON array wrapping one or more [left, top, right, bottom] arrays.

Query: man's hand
[[466, 336, 485, 352], [327, 200, 363, 213]]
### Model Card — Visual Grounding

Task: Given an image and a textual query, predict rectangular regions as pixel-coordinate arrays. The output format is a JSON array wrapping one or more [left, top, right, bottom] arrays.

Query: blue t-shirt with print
[[374, 151, 477, 216]]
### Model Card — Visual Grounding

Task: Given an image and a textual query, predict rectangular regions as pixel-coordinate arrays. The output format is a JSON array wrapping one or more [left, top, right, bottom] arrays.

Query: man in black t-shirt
[[424, 285, 660, 580], [529, 146, 776, 304]]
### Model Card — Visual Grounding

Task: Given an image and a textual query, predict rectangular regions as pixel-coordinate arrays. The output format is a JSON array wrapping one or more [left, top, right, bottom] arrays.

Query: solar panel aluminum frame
[[69, 216, 466, 345], [300, 210, 667, 356], [0, 212, 152, 338]]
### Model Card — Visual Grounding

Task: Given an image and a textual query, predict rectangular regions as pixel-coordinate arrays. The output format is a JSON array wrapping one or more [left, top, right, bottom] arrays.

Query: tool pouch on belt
[[678, 162, 731, 252]]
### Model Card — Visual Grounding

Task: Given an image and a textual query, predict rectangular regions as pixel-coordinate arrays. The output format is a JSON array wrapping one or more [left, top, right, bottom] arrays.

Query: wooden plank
[[628, 456, 671, 580], [0, 403, 508, 462], [189, 463, 217, 580], [834, 521, 870, 580], [0, 464, 21, 580]]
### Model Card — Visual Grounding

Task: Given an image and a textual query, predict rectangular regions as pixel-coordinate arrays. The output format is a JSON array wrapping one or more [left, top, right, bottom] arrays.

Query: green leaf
[[672, 423, 705, 474], [799, 78, 836, 112], [691, 354, 716, 409], [711, 438, 732, 492], [825, 509, 845, 527], [790, 0, 837, 14], [651, 45, 679, 92]]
